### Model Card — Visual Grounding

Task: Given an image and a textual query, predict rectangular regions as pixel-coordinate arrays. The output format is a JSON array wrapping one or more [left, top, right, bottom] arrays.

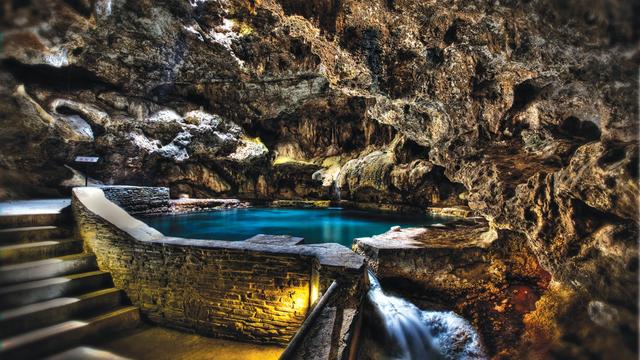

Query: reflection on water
[[140, 208, 444, 246]]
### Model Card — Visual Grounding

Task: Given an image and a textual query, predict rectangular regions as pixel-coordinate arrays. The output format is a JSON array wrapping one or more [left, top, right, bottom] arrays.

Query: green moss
[[237, 22, 253, 36], [273, 156, 313, 166], [242, 136, 265, 146], [271, 200, 331, 208], [321, 156, 342, 168]]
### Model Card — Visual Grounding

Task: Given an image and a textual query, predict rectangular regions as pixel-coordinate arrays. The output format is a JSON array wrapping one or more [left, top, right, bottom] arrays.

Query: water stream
[[366, 270, 487, 360], [333, 179, 342, 201]]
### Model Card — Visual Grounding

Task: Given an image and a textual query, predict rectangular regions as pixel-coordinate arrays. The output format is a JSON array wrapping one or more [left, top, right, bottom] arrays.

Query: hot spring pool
[[140, 208, 446, 247]]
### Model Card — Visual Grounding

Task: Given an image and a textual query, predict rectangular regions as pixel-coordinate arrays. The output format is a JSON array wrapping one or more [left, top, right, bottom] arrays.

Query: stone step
[[0, 225, 73, 244], [0, 270, 113, 309], [0, 288, 124, 338], [0, 253, 98, 286], [46, 346, 133, 360], [0, 306, 140, 360], [0, 239, 83, 265], [0, 212, 68, 229]]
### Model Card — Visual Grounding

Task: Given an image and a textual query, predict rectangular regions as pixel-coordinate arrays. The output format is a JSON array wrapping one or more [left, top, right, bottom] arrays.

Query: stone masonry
[[100, 186, 171, 214], [72, 187, 364, 345]]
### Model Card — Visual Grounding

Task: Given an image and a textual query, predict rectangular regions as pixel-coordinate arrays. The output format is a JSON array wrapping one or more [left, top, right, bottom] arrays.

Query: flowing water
[[333, 180, 342, 201], [141, 207, 483, 358], [366, 270, 487, 360], [140, 208, 446, 247]]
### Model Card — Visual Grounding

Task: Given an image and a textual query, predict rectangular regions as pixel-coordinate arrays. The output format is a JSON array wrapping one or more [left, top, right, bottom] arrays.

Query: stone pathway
[[97, 326, 284, 360]]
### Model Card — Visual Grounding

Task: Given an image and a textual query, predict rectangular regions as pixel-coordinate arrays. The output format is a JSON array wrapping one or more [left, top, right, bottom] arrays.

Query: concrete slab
[[0, 200, 71, 216], [98, 326, 284, 360], [244, 234, 305, 246]]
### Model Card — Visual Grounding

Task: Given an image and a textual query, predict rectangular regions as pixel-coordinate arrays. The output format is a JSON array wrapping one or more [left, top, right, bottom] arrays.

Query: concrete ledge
[[353, 225, 498, 297], [0, 199, 71, 228], [76, 188, 164, 243], [0, 199, 71, 216], [245, 235, 305, 246], [72, 187, 364, 345]]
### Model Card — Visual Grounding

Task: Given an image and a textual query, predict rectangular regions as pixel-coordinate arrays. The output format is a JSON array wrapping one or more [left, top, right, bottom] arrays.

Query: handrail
[[279, 280, 340, 360]]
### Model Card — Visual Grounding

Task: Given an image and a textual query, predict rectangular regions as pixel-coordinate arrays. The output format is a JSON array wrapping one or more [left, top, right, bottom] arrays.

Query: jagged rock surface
[[0, 0, 637, 358]]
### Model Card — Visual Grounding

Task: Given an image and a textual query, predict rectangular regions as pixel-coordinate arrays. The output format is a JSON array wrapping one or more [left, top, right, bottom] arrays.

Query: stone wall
[[72, 187, 364, 345], [354, 226, 550, 355], [100, 185, 171, 214]]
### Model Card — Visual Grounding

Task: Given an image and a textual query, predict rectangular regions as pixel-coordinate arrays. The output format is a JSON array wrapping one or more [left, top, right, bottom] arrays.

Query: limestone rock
[[0, 0, 637, 357]]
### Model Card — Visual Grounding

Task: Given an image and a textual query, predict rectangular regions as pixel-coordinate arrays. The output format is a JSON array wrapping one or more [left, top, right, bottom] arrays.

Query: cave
[[0, 0, 637, 359]]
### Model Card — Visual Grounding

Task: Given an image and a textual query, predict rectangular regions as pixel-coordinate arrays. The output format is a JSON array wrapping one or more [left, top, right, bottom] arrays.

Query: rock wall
[[0, 0, 466, 209], [101, 185, 171, 214], [355, 225, 551, 356], [72, 187, 364, 345], [0, 0, 637, 357]]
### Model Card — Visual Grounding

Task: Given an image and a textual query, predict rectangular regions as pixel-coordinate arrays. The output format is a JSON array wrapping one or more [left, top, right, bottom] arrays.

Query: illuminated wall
[[72, 187, 362, 345]]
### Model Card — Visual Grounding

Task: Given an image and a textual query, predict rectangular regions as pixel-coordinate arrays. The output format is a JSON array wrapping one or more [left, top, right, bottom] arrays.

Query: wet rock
[[337, 140, 466, 208], [0, 0, 637, 356], [354, 225, 551, 356]]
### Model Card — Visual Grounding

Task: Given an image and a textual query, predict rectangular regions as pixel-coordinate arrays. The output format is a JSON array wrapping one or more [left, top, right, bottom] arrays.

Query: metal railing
[[279, 280, 340, 360]]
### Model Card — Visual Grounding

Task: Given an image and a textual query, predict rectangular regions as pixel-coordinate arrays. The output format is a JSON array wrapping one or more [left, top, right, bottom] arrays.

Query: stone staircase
[[0, 207, 140, 359]]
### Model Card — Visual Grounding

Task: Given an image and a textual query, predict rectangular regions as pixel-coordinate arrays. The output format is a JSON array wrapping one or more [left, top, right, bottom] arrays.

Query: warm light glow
[[290, 290, 310, 315], [1, 320, 88, 350], [309, 265, 320, 310], [310, 282, 319, 306], [272, 156, 313, 166]]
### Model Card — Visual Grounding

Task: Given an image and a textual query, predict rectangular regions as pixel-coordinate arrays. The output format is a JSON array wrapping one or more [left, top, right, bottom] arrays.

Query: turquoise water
[[140, 208, 445, 247]]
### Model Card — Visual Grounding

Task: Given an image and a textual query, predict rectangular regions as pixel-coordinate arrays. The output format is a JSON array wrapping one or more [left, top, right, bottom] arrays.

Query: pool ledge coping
[[72, 187, 365, 271]]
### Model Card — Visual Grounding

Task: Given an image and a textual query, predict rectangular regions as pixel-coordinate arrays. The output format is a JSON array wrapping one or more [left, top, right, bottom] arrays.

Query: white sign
[[74, 156, 100, 163]]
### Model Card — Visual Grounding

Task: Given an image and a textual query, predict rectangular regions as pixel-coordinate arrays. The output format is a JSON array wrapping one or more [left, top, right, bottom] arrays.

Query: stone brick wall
[[72, 187, 364, 345], [100, 185, 170, 214]]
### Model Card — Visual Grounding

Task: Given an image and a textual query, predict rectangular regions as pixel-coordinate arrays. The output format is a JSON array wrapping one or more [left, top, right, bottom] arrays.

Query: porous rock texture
[[0, 0, 637, 358], [355, 224, 552, 357]]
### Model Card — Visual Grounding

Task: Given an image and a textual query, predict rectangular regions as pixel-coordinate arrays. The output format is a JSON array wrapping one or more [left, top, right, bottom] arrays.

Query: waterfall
[[333, 180, 341, 201], [332, 168, 342, 201], [367, 270, 487, 360]]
